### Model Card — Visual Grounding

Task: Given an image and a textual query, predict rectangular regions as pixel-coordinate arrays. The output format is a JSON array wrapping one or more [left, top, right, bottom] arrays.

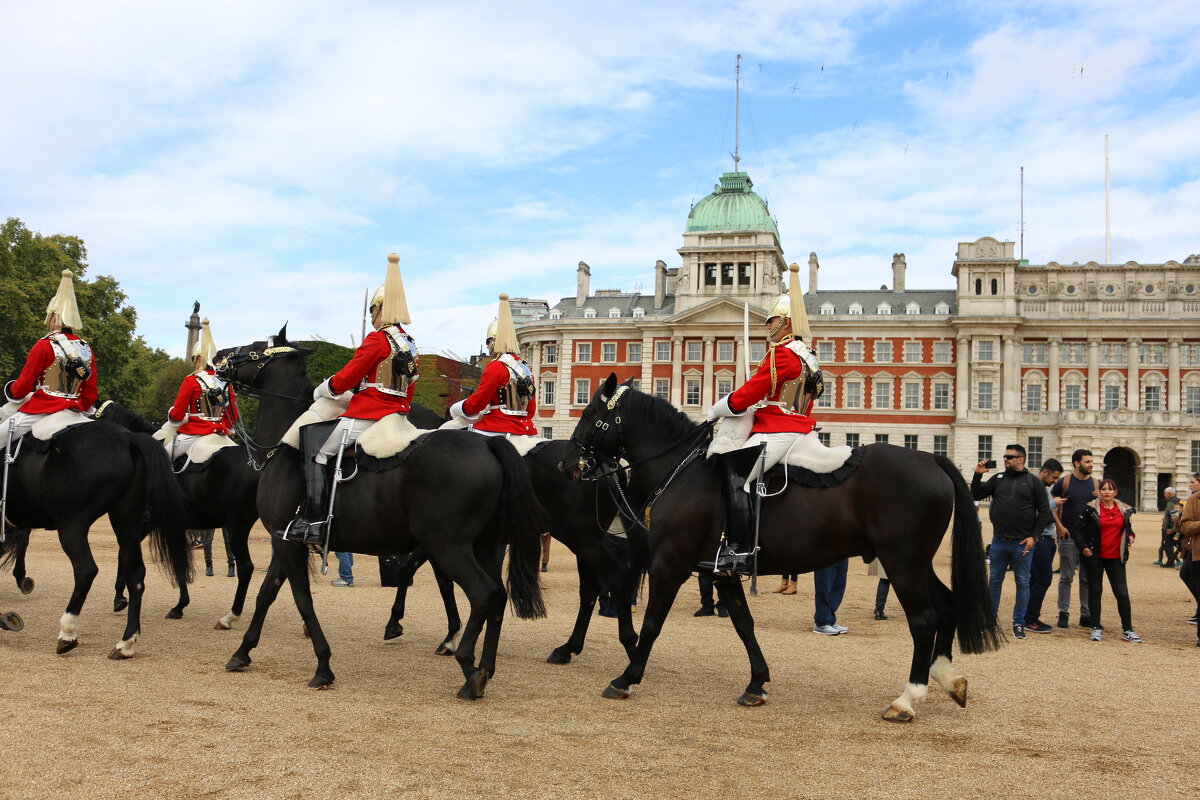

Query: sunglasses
[[1002, 454, 1020, 460]]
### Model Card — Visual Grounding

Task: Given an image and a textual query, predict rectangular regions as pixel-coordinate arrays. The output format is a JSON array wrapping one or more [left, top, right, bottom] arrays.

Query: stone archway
[[1103, 447, 1139, 507]]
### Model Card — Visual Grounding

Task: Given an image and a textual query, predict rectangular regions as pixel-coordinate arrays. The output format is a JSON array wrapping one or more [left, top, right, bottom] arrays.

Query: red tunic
[[5, 333, 98, 415], [329, 328, 413, 420], [167, 369, 239, 435], [462, 356, 538, 435], [1098, 503, 1124, 559], [727, 342, 815, 434]]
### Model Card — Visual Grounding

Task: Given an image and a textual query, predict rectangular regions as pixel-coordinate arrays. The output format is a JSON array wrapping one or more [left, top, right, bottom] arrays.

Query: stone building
[[515, 170, 1200, 510]]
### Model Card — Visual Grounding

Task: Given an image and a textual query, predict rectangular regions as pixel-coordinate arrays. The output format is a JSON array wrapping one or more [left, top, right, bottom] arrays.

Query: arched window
[[975, 278, 982, 295], [990, 278, 998, 295]]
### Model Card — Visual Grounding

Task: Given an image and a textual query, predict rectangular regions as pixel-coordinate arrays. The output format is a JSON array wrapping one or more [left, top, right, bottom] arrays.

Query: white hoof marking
[[891, 681, 928, 715], [58, 612, 80, 642], [113, 632, 139, 656], [929, 656, 961, 693]]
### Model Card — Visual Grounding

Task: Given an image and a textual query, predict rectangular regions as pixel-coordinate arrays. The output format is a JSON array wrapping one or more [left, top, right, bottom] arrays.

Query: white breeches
[[2, 411, 39, 447], [164, 433, 202, 461], [743, 432, 805, 491], [316, 417, 376, 464]]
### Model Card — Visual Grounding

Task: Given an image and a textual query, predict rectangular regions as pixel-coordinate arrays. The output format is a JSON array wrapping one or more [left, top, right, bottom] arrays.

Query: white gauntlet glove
[[707, 395, 746, 422], [153, 419, 183, 443]]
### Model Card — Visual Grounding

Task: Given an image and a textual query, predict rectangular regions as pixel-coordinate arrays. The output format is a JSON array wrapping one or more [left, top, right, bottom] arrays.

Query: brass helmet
[[766, 263, 811, 340], [369, 253, 411, 329], [489, 293, 519, 355], [191, 318, 218, 368], [45, 269, 83, 331]]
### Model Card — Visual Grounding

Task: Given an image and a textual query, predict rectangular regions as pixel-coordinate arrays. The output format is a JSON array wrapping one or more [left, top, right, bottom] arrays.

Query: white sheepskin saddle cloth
[[187, 433, 237, 465], [31, 409, 93, 441], [707, 412, 853, 474], [437, 417, 547, 456], [357, 414, 429, 459], [280, 396, 348, 449]]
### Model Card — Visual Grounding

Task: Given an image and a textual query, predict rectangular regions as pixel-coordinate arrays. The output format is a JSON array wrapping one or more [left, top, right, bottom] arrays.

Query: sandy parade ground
[[0, 512, 1194, 800]]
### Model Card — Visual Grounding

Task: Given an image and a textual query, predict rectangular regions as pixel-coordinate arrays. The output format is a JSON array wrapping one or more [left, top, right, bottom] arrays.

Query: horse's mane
[[622, 387, 701, 442]]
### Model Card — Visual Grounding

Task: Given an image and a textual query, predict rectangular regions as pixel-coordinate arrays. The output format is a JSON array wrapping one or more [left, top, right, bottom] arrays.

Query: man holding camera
[[971, 444, 1054, 640]]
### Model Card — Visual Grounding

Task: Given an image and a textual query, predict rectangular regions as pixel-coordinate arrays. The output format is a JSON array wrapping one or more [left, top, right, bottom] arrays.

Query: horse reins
[[216, 343, 311, 466]]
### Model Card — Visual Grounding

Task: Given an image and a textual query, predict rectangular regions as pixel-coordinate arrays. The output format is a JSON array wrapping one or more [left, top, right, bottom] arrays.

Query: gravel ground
[[0, 514, 1193, 800]]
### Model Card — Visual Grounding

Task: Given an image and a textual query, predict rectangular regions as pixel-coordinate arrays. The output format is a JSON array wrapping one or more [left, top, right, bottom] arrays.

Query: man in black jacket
[[972, 443, 1053, 640]]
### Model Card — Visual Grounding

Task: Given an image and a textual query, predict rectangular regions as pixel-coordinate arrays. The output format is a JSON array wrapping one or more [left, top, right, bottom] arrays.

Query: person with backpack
[[1051, 449, 1098, 628], [971, 443, 1053, 640]]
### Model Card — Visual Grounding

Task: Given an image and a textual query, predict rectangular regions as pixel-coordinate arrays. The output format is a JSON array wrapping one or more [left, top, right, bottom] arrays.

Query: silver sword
[[1, 419, 16, 544], [319, 426, 352, 575], [749, 445, 766, 595]]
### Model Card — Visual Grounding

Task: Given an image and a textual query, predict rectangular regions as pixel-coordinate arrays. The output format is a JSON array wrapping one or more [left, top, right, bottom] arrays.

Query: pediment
[[670, 296, 768, 325]]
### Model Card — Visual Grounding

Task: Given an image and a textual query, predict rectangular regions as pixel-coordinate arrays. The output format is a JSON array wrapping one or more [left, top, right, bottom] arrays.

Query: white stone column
[[1169, 337, 1182, 412], [640, 334, 653, 392], [1002, 335, 1018, 413], [671, 337, 683, 407], [1087, 337, 1100, 410], [1048, 336, 1061, 412], [559, 335, 574, 415], [1127, 338, 1141, 410], [701, 336, 715, 408], [955, 336, 969, 419]]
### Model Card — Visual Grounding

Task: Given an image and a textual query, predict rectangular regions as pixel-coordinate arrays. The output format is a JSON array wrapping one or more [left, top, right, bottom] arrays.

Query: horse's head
[[561, 372, 633, 481], [216, 323, 314, 400]]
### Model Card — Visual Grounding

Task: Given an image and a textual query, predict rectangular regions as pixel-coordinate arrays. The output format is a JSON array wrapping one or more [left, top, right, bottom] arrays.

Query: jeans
[[1025, 536, 1057, 624], [1081, 555, 1132, 632], [335, 551, 354, 583], [1180, 559, 1200, 618], [1159, 530, 1178, 566], [988, 537, 1032, 623], [1056, 536, 1091, 618], [697, 573, 726, 611], [813, 559, 848, 627]]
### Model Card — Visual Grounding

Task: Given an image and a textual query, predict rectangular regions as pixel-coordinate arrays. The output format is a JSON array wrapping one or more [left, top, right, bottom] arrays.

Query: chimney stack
[[576, 261, 591, 308], [654, 260, 667, 310], [807, 252, 819, 295], [892, 253, 906, 294]]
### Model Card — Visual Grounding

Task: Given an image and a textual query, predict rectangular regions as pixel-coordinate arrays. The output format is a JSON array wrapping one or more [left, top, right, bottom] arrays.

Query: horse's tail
[[129, 432, 195, 587], [0, 527, 32, 570], [485, 436, 547, 620], [934, 454, 1002, 654]]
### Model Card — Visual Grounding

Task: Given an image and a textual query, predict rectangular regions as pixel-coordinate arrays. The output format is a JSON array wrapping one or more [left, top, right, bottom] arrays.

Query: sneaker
[[540, 563, 548, 573], [832, 623, 849, 634], [1090, 627, 1103, 642], [1153, 560, 1162, 566], [812, 624, 841, 635], [1056, 612, 1069, 629], [1012, 623, 1026, 640], [1121, 630, 1142, 643], [330, 579, 353, 587], [1187, 616, 1197, 625], [693, 605, 715, 617], [1025, 621, 1053, 634]]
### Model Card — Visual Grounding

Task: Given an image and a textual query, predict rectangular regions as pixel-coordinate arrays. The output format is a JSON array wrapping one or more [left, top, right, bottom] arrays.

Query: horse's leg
[[164, 535, 191, 619], [602, 561, 688, 700], [225, 541, 290, 672], [12, 531, 34, 594], [109, 529, 147, 659], [547, 560, 601, 664], [54, 525, 100, 654], [472, 542, 508, 686], [431, 560, 462, 656], [927, 573, 968, 708], [111, 560, 128, 613], [216, 521, 255, 630], [278, 542, 335, 689], [882, 568, 939, 723], [382, 551, 425, 641], [425, 547, 501, 700], [713, 576, 772, 706]]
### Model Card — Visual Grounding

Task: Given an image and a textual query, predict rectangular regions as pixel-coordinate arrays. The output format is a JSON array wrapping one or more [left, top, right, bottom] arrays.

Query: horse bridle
[[217, 341, 309, 403], [569, 386, 631, 481]]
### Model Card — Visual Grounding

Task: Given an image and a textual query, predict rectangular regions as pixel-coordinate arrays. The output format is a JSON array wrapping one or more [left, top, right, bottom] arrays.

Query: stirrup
[[278, 517, 324, 546]]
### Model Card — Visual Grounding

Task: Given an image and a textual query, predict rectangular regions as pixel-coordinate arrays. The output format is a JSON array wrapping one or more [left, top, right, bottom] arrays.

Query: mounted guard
[[279, 253, 418, 545], [705, 262, 823, 574], [447, 293, 537, 439], [2, 269, 97, 449], [154, 318, 239, 461]]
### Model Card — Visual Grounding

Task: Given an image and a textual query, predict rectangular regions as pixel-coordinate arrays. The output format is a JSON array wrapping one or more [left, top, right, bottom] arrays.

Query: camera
[[984, 459, 997, 469]]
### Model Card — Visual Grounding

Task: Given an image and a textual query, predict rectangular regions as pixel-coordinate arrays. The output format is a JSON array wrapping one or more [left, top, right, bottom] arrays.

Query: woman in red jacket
[[2, 270, 97, 446], [1071, 478, 1140, 643], [448, 294, 537, 438]]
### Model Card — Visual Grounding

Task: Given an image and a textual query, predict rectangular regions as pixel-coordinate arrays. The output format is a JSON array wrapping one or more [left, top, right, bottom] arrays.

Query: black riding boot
[[704, 444, 766, 576], [277, 420, 338, 546]]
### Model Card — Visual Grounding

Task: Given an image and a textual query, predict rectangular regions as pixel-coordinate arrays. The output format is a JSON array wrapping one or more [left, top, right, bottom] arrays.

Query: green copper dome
[[685, 172, 780, 239]]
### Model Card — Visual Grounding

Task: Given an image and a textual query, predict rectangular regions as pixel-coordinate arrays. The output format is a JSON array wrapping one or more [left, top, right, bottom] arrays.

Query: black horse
[[219, 331, 547, 699], [95, 354, 306, 630], [562, 374, 1001, 722], [0, 421, 193, 657], [380, 436, 639, 664]]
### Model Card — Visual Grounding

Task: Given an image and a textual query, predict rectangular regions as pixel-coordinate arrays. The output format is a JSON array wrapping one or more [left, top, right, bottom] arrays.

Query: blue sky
[[4, 0, 1199, 359]]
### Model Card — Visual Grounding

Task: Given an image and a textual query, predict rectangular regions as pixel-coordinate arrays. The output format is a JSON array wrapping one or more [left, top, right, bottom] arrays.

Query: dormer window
[[848, 302, 863, 315], [632, 307, 645, 318], [934, 302, 949, 315], [820, 302, 835, 315], [608, 308, 621, 319], [876, 303, 892, 315], [549, 310, 563, 320], [905, 302, 920, 315], [583, 308, 596, 319]]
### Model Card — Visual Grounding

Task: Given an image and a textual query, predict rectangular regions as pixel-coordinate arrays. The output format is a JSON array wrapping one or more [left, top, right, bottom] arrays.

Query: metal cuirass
[[365, 325, 418, 397], [193, 371, 230, 422], [493, 354, 534, 415], [775, 340, 821, 413], [38, 333, 92, 399]]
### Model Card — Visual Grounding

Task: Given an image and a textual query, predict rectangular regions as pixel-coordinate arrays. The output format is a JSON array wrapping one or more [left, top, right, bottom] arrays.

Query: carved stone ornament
[[1158, 441, 1176, 462], [974, 241, 1000, 258]]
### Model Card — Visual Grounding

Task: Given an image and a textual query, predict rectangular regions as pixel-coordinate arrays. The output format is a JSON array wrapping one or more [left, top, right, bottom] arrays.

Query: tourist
[[1071, 478, 1140, 643]]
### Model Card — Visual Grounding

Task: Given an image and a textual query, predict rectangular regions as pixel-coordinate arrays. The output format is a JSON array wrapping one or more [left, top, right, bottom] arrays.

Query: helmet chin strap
[[767, 317, 788, 342]]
